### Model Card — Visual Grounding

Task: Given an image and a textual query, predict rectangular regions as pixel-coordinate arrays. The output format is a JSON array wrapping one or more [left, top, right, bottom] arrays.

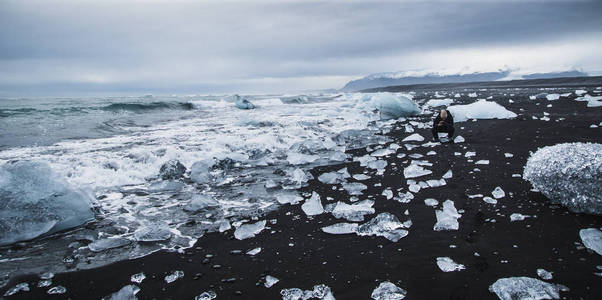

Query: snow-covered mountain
[[341, 70, 588, 92]]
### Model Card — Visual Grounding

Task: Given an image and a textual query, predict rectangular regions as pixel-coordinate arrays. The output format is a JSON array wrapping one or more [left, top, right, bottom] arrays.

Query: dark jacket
[[433, 110, 454, 130]]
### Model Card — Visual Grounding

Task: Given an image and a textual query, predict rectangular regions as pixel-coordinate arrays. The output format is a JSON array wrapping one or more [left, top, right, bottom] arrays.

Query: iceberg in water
[[361, 93, 421, 120], [447, 100, 517, 122], [489, 277, 569, 300], [523, 143, 602, 215], [234, 95, 255, 109], [0, 161, 94, 246], [579, 228, 602, 255]]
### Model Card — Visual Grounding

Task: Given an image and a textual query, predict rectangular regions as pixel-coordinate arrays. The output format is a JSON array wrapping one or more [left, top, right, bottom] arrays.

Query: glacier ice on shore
[[264, 275, 279, 288], [575, 94, 602, 107], [356, 213, 409, 242], [133, 223, 172, 242], [104, 285, 140, 300], [403, 164, 432, 179], [342, 182, 368, 195], [0, 161, 95, 246], [447, 100, 517, 122], [302, 192, 324, 216], [523, 143, 602, 215], [433, 200, 461, 231], [234, 95, 255, 109], [579, 228, 602, 255], [234, 220, 267, 240], [489, 277, 568, 300], [361, 93, 421, 120], [537, 269, 553, 280], [436, 257, 465, 272], [321, 223, 359, 234], [331, 200, 375, 221], [88, 237, 131, 252], [371, 281, 407, 300], [426, 98, 454, 107], [280, 284, 335, 300], [164, 270, 184, 283]]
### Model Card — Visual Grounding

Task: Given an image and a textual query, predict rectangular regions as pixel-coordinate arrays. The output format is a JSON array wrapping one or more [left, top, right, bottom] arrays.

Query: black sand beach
[[2, 87, 602, 299]]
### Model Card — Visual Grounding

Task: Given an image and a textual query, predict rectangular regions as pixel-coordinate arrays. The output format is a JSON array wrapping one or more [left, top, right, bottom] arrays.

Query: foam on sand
[[447, 100, 517, 122]]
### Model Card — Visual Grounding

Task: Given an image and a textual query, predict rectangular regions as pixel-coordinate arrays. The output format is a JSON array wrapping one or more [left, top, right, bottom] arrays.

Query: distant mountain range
[[340, 70, 588, 92]]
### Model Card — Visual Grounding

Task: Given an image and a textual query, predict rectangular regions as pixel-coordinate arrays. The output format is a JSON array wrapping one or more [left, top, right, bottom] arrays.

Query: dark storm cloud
[[1, 0, 601, 95]]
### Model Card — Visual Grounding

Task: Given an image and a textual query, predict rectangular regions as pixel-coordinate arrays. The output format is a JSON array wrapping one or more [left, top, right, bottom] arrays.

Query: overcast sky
[[1, 0, 601, 96]]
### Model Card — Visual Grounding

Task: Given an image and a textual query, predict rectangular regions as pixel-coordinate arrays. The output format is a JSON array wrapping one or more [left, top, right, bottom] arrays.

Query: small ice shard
[[159, 159, 186, 180], [353, 174, 371, 181], [329, 151, 348, 161], [546, 94, 560, 101], [402, 133, 424, 142], [356, 213, 409, 242], [301, 192, 324, 216], [321, 223, 359, 234], [579, 228, 602, 255], [408, 184, 421, 193], [355, 154, 377, 166], [47, 286, 67, 295], [475, 160, 489, 165], [88, 237, 131, 252], [523, 143, 602, 215], [448, 99, 517, 122], [184, 195, 220, 213], [318, 172, 343, 184], [287, 152, 320, 165], [367, 159, 387, 171], [276, 191, 303, 205], [424, 198, 438, 207], [465, 151, 476, 157], [264, 275, 280, 288], [234, 95, 255, 109], [433, 200, 461, 231], [426, 179, 446, 188], [537, 269, 553, 280], [436, 257, 466, 272], [453, 135, 465, 143], [395, 192, 414, 203], [510, 213, 530, 222], [426, 151, 436, 156], [342, 182, 368, 195], [40, 272, 54, 280], [3, 283, 29, 297], [371, 281, 407, 300], [219, 220, 231, 232], [195, 290, 217, 300], [382, 189, 393, 200], [280, 284, 335, 300], [331, 200, 375, 221], [245, 247, 262, 256], [468, 194, 483, 198], [131, 272, 146, 284], [234, 220, 267, 240], [575, 89, 587, 96], [371, 148, 395, 157], [483, 197, 497, 205], [504, 153, 514, 158], [164, 270, 184, 283], [134, 223, 172, 242], [38, 280, 52, 288], [492, 187, 505, 199], [468, 92, 477, 97], [442, 169, 453, 179], [104, 285, 140, 300], [403, 164, 432, 179], [488, 277, 569, 300]]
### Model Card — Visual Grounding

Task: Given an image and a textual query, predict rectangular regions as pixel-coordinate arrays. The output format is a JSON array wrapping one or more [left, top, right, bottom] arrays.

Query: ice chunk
[[190, 160, 214, 184], [184, 195, 220, 213], [575, 94, 602, 107], [468, 92, 477, 97], [89, 237, 131, 252], [164, 270, 184, 283], [342, 182, 368, 195], [195, 291, 217, 300], [433, 200, 461, 231], [489, 277, 568, 300], [523, 143, 602, 215], [371, 281, 407, 300], [436, 257, 466, 272], [403, 164, 432, 179], [442, 169, 453, 179], [47, 286, 67, 295], [424, 198, 438, 207], [510, 213, 530, 222], [575, 89, 587, 96], [404, 124, 414, 133], [448, 100, 517, 122], [265, 275, 280, 288], [371, 148, 395, 157], [475, 160, 489, 165], [382, 189, 393, 200], [159, 160, 186, 180], [465, 151, 476, 157], [0, 161, 94, 246], [426, 98, 454, 107], [3, 283, 29, 297], [395, 192, 414, 203], [329, 151, 348, 161], [492, 187, 505, 199], [546, 94, 560, 101], [408, 184, 421, 193], [353, 174, 371, 181], [504, 153, 514, 158], [321, 223, 359, 235], [287, 152, 319, 165], [579, 228, 602, 255], [104, 285, 140, 300], [426, 179, 446, 188], [301, 192, 324, 216], [318, 172, 344, 184], [364, 93, 421, 120], [234, 95, 255, 109], [234, 220, 267, 240], [219, 220, 231, 232], [367, 160, 388, 171], [280, 284, 335, 300], [537, 269, 553, 280], [331, 200, 375, 222], [131, 272, 146, 284], [453, 135, 465, 143], [402, 133, 424, 142], [247, 247, 262, 255], [134, 223, 172, 242], [483, 197, 497, 205], [356, 213, 409, 242], [276, 191, 303, 205]]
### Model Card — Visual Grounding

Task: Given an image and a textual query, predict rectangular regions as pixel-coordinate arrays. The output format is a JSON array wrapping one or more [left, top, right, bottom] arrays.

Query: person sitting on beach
[[432, 109, 454, 142]]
